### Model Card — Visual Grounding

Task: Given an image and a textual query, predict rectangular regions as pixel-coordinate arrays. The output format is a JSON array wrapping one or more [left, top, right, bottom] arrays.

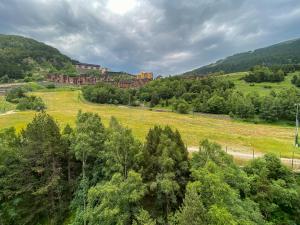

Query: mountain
[[0, 34, 74, 80], [182, 38, 300, 76]]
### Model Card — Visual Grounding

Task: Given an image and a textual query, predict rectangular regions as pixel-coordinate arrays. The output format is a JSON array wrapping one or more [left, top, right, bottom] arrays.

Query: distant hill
[[182, 38, 300, 76], [0, 34, 74, 80]]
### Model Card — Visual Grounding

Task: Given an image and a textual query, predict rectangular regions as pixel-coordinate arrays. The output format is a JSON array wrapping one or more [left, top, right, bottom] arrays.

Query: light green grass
[[0, 90, 299, 158], [0, 96, 15, 113], [222, 72, 299, 95]]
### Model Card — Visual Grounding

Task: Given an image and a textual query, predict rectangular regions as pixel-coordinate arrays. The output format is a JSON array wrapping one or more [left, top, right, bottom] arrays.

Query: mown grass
[[222, 71, 299, 95], [0, 90, 299, 158]]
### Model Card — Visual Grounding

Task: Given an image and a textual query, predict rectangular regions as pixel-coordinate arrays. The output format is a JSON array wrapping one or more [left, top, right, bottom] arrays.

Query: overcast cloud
[[0, 0, 300, 75]]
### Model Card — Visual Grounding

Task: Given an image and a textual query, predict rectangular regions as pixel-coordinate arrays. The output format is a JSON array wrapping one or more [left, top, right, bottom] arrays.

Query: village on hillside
[[47, 63, 156, 88]]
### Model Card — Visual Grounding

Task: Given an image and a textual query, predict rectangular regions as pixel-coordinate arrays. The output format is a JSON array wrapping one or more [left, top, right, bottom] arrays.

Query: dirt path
[[0, 110, 16, 116], [188, 147, 300, 170]]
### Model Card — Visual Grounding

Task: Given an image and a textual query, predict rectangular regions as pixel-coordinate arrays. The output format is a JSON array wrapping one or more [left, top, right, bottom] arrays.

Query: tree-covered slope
[[183, 38, 300, 76], [0, 34, 74, 79]]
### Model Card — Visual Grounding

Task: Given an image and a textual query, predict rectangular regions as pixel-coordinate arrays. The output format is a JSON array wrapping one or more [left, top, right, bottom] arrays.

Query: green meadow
[[222, 71, 300, 95], [0, 90, 299, 158]]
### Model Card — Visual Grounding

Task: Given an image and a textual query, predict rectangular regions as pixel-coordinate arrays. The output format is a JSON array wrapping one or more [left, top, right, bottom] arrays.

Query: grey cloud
[[0, 0, 300, 75]]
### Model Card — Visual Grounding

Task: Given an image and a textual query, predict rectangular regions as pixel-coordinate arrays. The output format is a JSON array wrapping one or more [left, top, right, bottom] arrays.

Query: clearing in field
[[0, 90, 299, 158]]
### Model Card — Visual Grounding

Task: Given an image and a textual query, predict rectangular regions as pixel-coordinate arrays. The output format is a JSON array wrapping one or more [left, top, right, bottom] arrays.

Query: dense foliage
[[1, 112, 300, 225], [0, 34, 74, 79], [182, 38, 300, 76], [244, 66, 285, 83], [83, 75, 300, 121], [291, 72, 300, 87], [5, 87, 46, 111]]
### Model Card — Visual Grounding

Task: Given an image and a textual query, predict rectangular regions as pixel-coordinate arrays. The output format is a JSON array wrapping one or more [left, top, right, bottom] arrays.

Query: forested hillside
[[183, 38, 300, 76], [0, 34, 74, 80]]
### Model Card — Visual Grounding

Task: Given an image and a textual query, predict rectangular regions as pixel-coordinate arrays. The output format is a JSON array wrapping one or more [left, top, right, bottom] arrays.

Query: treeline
[[1, 112, 300, 225], [83, 76, 300, 121], [244, 65, 285, 83]]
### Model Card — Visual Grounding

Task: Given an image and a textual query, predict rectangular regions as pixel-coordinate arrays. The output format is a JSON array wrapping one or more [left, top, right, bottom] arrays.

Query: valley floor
[[0, 90, 299, 159]]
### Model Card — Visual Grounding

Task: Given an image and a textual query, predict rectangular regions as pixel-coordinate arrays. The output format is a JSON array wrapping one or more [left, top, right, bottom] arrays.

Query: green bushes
[[173, 99, 190, 114], [5, 86, 46, 111], [5, 87, 25, 103], [1, 112, 300, 225], [291, 73, 300, 87], [244, 65, 285, 83], [16, 96, 46, 111]]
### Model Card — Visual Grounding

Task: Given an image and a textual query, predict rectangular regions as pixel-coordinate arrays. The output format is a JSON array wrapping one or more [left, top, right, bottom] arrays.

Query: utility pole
[[295, 104, 300, 147]]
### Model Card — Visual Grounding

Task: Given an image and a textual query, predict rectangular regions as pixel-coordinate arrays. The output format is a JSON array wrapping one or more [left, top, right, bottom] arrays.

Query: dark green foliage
[[82, 83, 131, 105], [5, 87, 25, 103], [16, 96, 46, 111], [172, 99, 190, 114], [244, 66, 285, 83], [0, 34, 74, 79], [291, 72, 300, 87], [244, 153, 300, 224], [1, 113, 300, 225], [183, 38, 300, 76], [86, 171, 146, 225], [141, 126, 189, 223], [0, 113, 75, 225], [6, 86, 46, 111]]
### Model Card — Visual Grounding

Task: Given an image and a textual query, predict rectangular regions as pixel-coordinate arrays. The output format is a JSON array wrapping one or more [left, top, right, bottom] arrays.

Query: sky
[[0, 0, 300, 75]]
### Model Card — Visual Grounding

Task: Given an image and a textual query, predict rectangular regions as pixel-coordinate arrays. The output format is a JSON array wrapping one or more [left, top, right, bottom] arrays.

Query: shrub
[[46, 83, 56, 89], [5, 87, 25, 103], [16, 96, 46, 111], [173, 99, 189, 114]]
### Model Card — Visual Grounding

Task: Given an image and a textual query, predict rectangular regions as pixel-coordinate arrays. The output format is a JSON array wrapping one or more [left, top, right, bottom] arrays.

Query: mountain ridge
[[182, 37, 300, 76]]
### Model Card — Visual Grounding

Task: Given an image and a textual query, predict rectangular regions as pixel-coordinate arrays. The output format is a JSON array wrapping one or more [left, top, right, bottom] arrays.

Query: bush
[[172, 99, 189, 114], [244, 66, 285, 83], [5, 87, 25, 103], [16, 96, 46, 111], [46, 83, 56, 89]]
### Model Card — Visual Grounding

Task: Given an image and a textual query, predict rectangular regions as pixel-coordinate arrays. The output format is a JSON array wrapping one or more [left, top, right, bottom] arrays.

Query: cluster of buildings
[[47, 63, 154, 88]]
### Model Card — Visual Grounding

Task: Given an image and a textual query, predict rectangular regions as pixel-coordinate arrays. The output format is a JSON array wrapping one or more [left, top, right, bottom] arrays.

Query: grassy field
[[0, 95, 15, 113], [222, 71, 300, 95], [0, 90, 299, 158]]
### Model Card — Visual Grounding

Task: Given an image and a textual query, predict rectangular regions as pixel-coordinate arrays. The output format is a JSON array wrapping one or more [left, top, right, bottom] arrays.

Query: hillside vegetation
[[183, 38, 300, 76], [1, 110, 300, 225], [0, 34, 74, 81], [0, 90, 298, 157]]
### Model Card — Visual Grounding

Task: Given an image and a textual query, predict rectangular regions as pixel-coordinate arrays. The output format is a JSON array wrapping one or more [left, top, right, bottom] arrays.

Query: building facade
[[47, 72, 153, 89], [136, 72, 153, 80], [75, 63, 108, 75]]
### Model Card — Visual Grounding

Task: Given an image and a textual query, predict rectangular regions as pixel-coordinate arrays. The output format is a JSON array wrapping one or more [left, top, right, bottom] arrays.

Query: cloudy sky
[[0, 0, 300, 75]]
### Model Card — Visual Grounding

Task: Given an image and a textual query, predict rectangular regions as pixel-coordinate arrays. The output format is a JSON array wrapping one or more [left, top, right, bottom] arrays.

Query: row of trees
[[1, 112, 300, 225], [244, 65, 285, 83], [82, 76, 300, 121]]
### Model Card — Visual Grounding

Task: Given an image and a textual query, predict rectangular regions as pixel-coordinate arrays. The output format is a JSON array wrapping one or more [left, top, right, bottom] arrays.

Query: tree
[[71, 111, 106, 225], [20, 112, 66, 224], [244, 153, 300, 224], [104, 117, 142, 179], [173, 183, 207, 225], [207, 95, 226, 114], [86, 171, 146, 225], [142, 126, 190, 222]]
